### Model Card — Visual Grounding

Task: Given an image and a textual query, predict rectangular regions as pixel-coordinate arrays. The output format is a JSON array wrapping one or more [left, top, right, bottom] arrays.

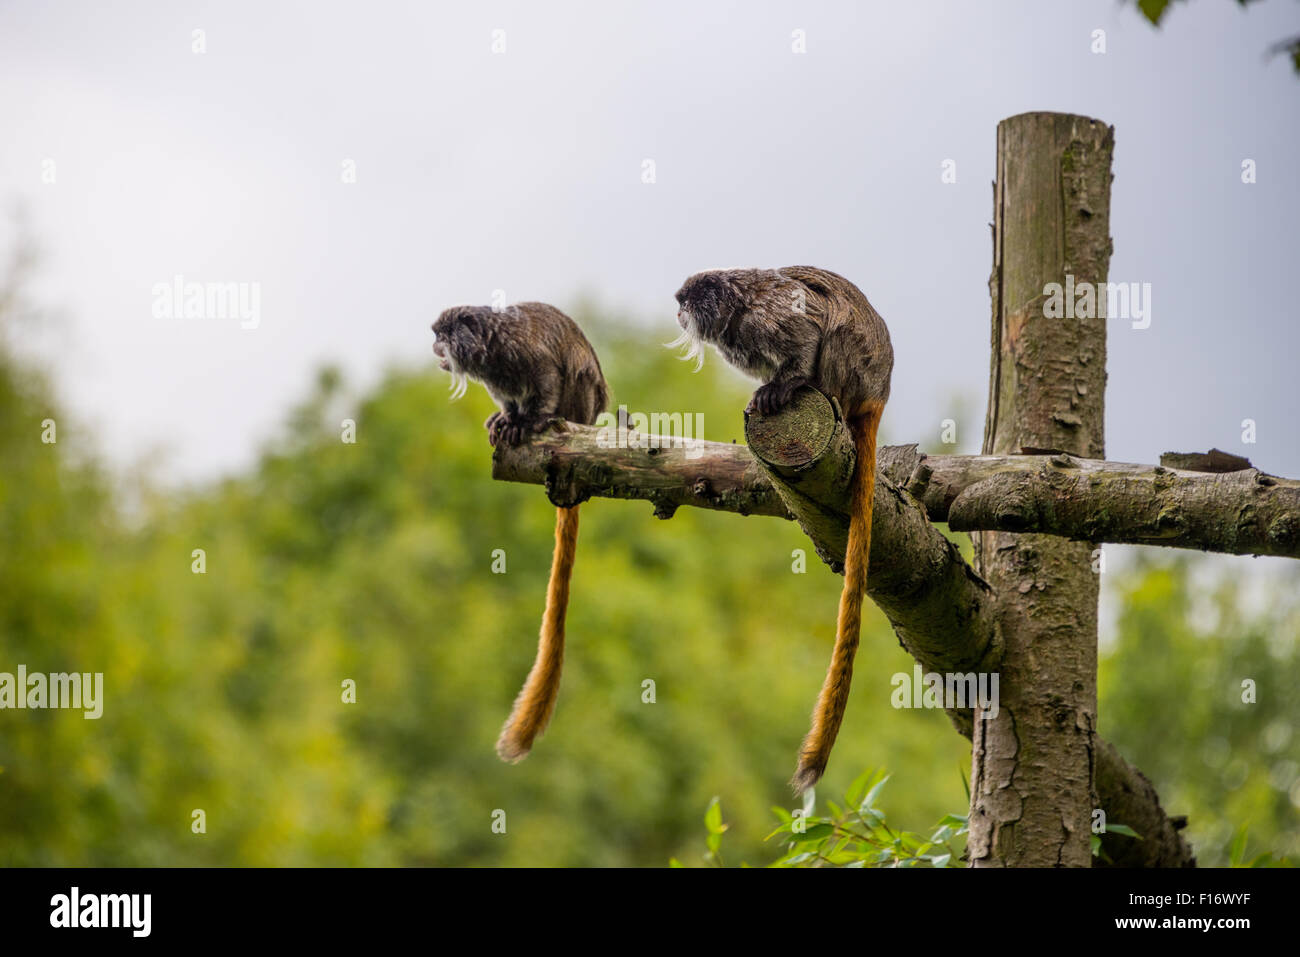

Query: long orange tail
[[792, 403, 882, 793], [496, 505, 580, 762]]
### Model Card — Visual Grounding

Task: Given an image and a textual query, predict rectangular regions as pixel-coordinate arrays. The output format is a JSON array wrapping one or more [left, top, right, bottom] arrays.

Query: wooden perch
[[490, 388, 1201, 866], [493, 390, 1001, 676], [493, 413, 1300, 560], [491, 418, 789, 520], [895, 448, 1300, 559], [741, 388, 1000, 674]]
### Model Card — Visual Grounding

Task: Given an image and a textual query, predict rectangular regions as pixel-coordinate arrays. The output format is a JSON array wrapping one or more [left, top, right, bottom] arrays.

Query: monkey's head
[[668, 270, 748, 370], [674, 270, 748, 339], [432, 305, 493, 399]]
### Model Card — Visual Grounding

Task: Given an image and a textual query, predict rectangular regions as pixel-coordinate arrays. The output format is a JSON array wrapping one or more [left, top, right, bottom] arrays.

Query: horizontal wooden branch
[[492, 397, 1001, 675], [492, 420, 1300, 560], [491, 421, 789, 520], [887, 447, 1300, 559]]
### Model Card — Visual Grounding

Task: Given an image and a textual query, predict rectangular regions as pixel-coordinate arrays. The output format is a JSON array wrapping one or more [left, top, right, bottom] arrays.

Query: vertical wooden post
[[969, 112, 1114, 867]]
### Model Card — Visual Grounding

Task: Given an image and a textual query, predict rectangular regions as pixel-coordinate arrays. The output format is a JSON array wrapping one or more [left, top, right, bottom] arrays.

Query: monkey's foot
[[485, 411, 506, 446], [747, 378, 810, 416], [492, 412, 547, 447]]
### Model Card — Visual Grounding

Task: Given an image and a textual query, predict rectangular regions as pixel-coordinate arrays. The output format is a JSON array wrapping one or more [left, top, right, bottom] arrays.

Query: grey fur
[[432, 302, 608, 445], [672, 266, 892, 417]]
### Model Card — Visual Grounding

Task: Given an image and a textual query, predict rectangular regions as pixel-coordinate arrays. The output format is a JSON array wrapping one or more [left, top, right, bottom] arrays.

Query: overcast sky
[[1, 0, 1296, 507]]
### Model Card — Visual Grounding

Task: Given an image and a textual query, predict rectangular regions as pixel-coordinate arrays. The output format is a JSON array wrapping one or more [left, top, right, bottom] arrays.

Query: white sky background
[[1, 1, 1296, 555]]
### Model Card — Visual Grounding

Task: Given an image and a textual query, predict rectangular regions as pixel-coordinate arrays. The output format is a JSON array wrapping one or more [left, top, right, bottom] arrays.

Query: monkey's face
[[667, 271, 744, 371], [432, 306, 491, 399], [674, 271, 744, 341]]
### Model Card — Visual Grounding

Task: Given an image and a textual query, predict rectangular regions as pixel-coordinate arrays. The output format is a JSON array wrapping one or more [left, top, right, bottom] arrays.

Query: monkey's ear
[[724, 273, 752, 306], [455, 308, 482, 335]]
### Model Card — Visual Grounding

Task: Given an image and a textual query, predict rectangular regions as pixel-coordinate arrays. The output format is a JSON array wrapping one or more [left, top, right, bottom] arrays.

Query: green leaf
[[1106, 824, 1142, 840], [1229, 825, 1249, 867], [704, 797, 723, 834], [1090, 834, 1102, 857], [929, 853, 952, 868], [1137, 0, 1173, 26], [792, 823, 835, 845], [860, 774, 891, 812], [669, 857, 683, 868], [845, 767, 876, 807], [858, 808, 884, 829]]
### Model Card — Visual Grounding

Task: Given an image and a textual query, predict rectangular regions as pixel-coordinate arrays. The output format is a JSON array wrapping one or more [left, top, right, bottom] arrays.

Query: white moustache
[[665, 312, 705, 372]]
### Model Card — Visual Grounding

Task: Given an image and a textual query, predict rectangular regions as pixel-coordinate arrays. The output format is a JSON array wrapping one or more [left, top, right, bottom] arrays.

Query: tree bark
[[968, 111, 1112, 868], [742, 388, 1000, 675], [495, 428, 1300, 558]]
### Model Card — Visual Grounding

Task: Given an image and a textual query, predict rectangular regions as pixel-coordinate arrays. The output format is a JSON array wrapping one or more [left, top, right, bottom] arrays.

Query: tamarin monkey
[[670, 266, 893, 793], [432, 302, 608, 761]]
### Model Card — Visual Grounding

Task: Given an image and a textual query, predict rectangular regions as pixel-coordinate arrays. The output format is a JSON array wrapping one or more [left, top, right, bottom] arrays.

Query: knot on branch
[[1159, 448, 1253, 473], [949, 476, 1040, 533], [543, 460, 590, 509]]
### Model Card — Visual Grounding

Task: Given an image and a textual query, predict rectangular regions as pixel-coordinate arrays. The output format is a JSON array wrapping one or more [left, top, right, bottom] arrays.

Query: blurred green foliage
[[0, 292, 1295, 866], [1099, 555, 1300, 866]]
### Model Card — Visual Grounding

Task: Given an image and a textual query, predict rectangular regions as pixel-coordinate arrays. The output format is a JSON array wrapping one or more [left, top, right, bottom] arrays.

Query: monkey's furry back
[[678, 266, 893, 416], [455, 302, 608, 425], [780, 266, 892, 414]]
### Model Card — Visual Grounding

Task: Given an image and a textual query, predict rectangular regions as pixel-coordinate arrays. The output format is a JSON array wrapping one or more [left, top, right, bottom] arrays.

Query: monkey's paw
[[747, 378, 809, 416], [485, 411, 506, 446], [493, 413, 541, 448]]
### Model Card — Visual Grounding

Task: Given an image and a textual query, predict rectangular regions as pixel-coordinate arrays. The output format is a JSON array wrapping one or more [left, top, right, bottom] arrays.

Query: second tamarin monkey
[[670, 266, 893, 793], [432, 301, 608, 762]]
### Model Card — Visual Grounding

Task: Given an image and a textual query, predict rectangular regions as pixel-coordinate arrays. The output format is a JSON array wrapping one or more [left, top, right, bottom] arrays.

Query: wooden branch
[[493, 395, 1000, 675], [883, 447, 1300, 560], [967, 111, 1112, 868], [1094, 738, 1196, 867], [494, 426, 1300, 560], [491, 393, 1189, 866], [491, 420, 790, 520], [739, 389, 1000, 672]]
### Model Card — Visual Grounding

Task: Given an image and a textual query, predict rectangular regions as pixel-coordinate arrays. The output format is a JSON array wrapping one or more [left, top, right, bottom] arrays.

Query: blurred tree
[[1099, 555, 1299, 866]]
